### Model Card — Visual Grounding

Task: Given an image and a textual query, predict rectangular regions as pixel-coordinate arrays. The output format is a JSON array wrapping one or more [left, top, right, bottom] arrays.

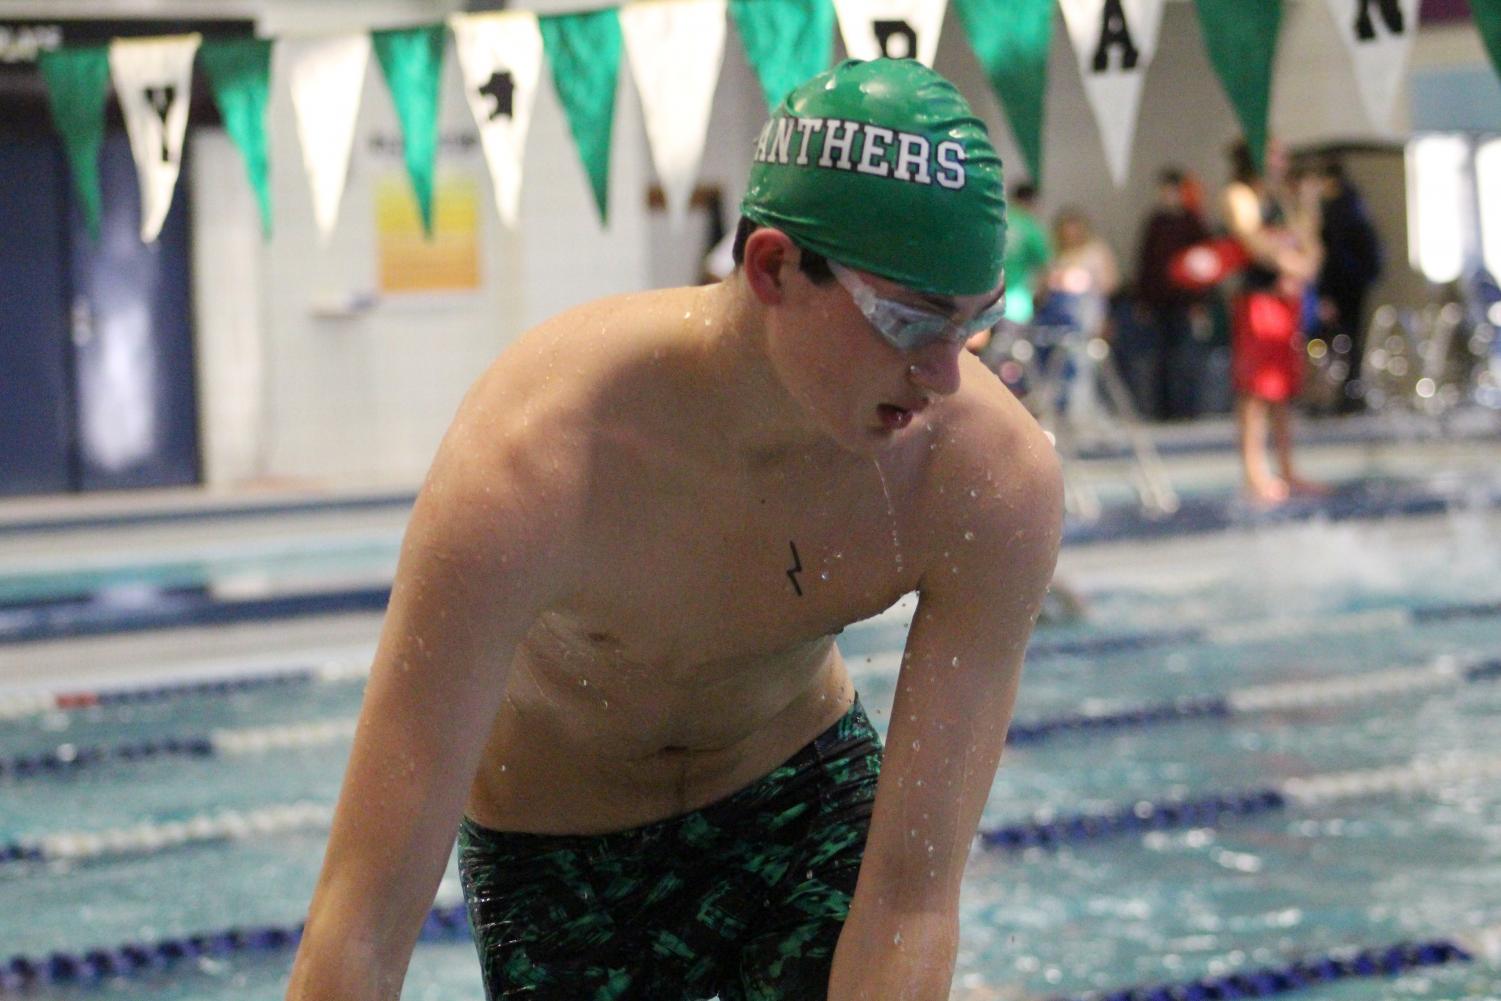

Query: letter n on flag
[[1324, 0, 1419, 131]]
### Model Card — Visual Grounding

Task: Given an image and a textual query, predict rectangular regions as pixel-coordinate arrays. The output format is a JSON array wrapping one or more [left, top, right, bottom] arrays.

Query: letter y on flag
[[109, 34, 200, 243]]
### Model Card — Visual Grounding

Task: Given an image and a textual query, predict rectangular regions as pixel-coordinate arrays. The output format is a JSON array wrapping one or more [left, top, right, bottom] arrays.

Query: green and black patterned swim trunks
[[457, 698, 883, 1001]]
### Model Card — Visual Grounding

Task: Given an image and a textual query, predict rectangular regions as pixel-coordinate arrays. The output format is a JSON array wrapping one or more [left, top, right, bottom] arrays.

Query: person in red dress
[[1220, 139, 1325, 503]]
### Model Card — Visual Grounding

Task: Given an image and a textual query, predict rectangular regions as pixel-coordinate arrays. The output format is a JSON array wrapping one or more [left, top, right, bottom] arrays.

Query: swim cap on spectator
[[739, 59, 1006, 297]]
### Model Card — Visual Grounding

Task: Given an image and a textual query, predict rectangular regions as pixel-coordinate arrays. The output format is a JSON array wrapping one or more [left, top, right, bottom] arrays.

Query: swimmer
[[286, 59, 1062, 1001]]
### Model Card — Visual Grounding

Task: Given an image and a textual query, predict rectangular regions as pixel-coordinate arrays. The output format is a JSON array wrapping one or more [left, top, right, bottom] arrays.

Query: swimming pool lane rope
[[1025, 598, 1501, 661], [6, 749, 1500, 868], [3, 654, 1494, 783], [1, 906, 1495, 997], [976, 751, 1501, 853], [0, 659, 368, 722], [0, 899, 470, 994], [3, 596, 1498, 723]]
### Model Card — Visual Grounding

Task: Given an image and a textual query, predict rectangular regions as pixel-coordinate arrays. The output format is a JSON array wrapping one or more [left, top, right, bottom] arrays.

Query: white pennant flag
[[832, 0, 947, 67], [450, 11, 544, 229], [285, 34, 370, 242], [621, 0, 726, 228], [1059, 0, 1164, 188], [828, 0, 942, 67], [109, 34, 200, 243], [1324, 0, 1419, 131]]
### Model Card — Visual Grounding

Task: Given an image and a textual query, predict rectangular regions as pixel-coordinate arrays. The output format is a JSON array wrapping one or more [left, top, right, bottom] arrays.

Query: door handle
[[70, 296, 93, 347]]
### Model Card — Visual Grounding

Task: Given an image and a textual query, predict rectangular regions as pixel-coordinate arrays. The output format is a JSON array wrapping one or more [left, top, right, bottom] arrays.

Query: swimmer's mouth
[[877, 402, 924, 430]]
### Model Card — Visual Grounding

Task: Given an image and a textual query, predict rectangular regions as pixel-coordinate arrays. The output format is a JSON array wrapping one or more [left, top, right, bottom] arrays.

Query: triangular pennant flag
[[1193, 0, 1282, 172], [1323, 0, 1419, 131], [198, 37, 274, 238], [372, 25, 446, 237], [832, 0, 948, 67], [37, 46, 111, 241], [621, 0, 727, 228], [450, 11, 544, 229], [728, 0, 835, 111], [540, 9, 622, 225], [1059, 0, 1165, 187], [953, 0, 1054, 180], [1478, 0, 1501, 84], [285, 34, 369, 242], [109, 34, 200, 243]]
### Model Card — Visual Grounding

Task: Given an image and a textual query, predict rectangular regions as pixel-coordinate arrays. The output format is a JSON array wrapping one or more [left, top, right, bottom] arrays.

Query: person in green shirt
[[1002, 183, 1052, 325]]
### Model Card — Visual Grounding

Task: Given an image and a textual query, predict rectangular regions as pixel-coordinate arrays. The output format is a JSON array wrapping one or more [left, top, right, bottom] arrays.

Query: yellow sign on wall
[[375, 174, 481, 295]]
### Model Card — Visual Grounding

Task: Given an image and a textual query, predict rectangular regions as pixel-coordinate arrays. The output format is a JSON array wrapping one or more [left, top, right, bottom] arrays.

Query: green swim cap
[[739, 59, 1006, 297]]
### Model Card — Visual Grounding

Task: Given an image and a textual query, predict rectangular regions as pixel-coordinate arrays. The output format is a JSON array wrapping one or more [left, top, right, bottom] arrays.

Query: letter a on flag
[[621, 0, 726, 228], [1324, 0, 1419, 130], [1059, 0, 1163, 187], [832, 0, 948, 67], [451, 11, 544, 229], [109, 34, 200, 243], [285, 34, 370, 242]]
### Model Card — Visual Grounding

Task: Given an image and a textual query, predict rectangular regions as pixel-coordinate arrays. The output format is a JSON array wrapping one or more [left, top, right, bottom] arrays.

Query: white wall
[[181, 0, 650, 487]]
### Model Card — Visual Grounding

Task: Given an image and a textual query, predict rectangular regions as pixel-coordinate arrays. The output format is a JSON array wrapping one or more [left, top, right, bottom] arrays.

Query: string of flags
[[34, 0, 1482, 246]]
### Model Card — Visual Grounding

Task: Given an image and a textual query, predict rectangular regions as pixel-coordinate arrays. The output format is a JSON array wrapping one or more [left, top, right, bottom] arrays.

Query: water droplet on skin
[[951, 656, 961, 667], [912, 739, 922, 750], [964, 530, 976, 541], [894, 931, 903, 945], [969, 489, 979, 498], [580, 678, 589, 687], [819, 571, 830, 581]]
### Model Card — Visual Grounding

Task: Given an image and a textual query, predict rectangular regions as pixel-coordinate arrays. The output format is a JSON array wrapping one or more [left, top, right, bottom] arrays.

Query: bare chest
[[560, 466, 921, 667]]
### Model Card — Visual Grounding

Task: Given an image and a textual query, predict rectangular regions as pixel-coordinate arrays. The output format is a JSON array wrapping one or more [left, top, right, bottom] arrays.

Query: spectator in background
[[1041, 206, 1120, 423], [966, 182, 1050, 362], [1134, 167, 1212, 420], [1316, 157, 1383, 413], [1221, 138, 1325, 503], [1046, 205, 1120, 340], [1002, 183, 1052, 325]]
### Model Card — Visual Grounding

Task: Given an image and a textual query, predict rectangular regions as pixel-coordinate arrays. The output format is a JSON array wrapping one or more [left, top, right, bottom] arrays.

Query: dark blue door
[[67, 132, 200, 491], [0, 134, 75, 496]]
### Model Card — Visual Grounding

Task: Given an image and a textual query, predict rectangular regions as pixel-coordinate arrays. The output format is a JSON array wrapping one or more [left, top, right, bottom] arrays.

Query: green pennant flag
[[1193, 0, 1282, 173], [37, 45, 111, 241], [372, 24, 446, 237], [540, 9, 622, 225], [1476, 0, 1501, 85], [953, 0, 1054, 182], [728, 0, 834, 112], [198, 37, 274, 239]]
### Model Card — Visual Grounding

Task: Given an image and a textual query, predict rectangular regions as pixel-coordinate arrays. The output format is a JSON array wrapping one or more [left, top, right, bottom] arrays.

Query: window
[[1476, 139, 1501, 280], [1406, 135, 1469, 284]]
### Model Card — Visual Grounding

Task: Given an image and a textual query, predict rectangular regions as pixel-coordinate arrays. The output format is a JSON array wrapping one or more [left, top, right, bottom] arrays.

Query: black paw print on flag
[[478, 70, 516, 121]]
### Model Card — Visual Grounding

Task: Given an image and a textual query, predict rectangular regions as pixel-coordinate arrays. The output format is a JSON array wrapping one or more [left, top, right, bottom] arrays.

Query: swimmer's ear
[[742, 228, 799, 306]]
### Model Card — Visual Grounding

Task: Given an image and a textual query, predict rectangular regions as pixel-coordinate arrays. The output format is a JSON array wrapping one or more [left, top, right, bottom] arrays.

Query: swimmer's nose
[[907, 342, 963, 397]]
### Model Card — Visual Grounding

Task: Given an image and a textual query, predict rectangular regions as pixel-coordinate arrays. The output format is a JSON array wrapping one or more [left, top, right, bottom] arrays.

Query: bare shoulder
[[410, 290, 670, 572], [915, 357, 1064, 575]]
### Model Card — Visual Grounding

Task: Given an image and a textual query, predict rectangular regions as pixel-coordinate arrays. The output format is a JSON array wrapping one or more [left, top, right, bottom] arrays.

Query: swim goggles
[[829, 261, 1006, 352]]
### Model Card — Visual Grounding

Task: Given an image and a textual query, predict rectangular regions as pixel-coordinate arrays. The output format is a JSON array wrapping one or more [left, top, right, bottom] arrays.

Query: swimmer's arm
[[827, 432, 1063, 1001], [286, 421, 578, 1000]]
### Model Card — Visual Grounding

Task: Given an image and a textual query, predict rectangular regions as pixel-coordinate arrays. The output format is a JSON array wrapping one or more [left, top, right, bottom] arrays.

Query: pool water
[[2, 514, 1499, 1000]]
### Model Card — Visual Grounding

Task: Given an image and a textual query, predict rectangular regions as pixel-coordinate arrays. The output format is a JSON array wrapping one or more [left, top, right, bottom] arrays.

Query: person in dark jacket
[[1316, 158, 1383, 413], [1133, 168, 1211, 419]]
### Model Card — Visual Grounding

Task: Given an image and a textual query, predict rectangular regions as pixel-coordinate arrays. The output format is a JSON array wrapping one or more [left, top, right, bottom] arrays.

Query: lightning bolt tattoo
[[786, 541, 804, 597]]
